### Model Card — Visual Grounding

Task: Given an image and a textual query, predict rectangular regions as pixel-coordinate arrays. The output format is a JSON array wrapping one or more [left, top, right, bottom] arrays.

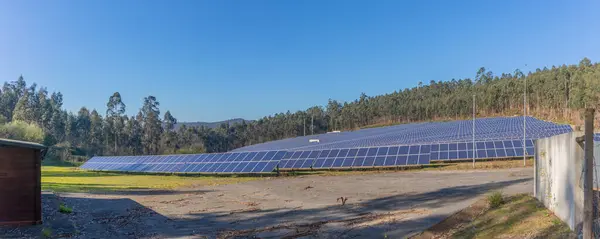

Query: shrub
[[487, 191, 504, 208], [59, 203, 73, 214], [175, 143, 206, 154], [41, 227, 52, 238], [0, 121, 45, 143]]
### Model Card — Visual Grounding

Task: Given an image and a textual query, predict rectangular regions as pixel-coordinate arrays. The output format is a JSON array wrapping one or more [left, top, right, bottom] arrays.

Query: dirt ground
[[1, 168, 533, 239]]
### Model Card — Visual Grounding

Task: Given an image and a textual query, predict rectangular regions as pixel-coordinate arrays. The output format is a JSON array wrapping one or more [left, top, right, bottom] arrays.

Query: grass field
[[41, 165, 262, 193], [41, 159, 533, 193]]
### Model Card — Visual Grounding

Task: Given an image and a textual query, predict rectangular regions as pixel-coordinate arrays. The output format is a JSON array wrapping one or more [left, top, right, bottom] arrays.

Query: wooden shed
[[0, 138, 46, 225]]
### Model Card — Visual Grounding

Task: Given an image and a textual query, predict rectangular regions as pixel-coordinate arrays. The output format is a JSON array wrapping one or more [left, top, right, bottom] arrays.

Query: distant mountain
[[175, 118, 251, 129]]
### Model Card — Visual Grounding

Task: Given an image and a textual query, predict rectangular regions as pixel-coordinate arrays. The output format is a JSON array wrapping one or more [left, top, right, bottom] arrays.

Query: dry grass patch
[[426, 158, 534, 171], [280, 159, 533, 177], [414, 194, 574, 239]]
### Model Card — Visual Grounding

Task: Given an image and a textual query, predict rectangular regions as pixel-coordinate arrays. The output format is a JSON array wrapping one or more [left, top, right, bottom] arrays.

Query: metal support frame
[[583, 108, 595, 239]]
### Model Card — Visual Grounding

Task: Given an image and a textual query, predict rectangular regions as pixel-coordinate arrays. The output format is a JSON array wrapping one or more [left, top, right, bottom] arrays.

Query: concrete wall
[[535, 131, 584, 231], [593, 143, 600, 190]]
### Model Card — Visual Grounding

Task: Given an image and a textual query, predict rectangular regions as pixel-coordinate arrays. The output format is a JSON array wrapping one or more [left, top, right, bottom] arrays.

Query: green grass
[[451, 194, 575, 239], [42, 158, 533, 193], [41, 227, 52, 238], [59, 203, 73, 214], [42, 165, 261, 193], [487, 191, 504, 208]]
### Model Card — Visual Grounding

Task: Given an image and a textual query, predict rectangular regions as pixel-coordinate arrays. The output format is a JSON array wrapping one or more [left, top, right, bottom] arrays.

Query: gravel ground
[[0, 168, 533, 239]]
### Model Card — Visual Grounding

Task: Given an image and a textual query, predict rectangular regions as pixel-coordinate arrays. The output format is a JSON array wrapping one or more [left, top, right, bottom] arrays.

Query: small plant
[[337, 197, 348, 206], [59, 203, 73, 214], [41, 227, 52, 238], [552, 218, 562, 226], [487, 191, 504, 208]]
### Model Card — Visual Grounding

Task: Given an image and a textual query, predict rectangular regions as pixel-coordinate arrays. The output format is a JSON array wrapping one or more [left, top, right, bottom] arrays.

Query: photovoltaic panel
[[429, 139, 534, 161], [231, 116, 571, 152], [278, 144, 431, 170], [81, 117, 581, 174], [80, 150, 285, 174]]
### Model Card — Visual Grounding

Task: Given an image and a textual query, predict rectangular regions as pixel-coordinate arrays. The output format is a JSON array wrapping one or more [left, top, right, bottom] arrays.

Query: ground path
[[2, 168, 532, 238]]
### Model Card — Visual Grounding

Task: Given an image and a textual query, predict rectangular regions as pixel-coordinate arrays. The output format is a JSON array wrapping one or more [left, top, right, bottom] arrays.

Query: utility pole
[[473, 94, 476, 169], [311, 115, 314, 135], [523, 74, 527, 166], [583, 108, 595, 239], [303, 117, 306, 136]]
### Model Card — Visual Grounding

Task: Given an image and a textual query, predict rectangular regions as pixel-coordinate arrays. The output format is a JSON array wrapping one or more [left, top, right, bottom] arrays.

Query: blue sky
[[0, 0, 598, 122]]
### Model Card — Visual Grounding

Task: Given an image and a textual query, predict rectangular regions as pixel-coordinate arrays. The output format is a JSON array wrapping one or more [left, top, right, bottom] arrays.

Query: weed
[[41, 227, 52, 238], [59, 203, 73, 214], [487, 191, 504, 208], [337, 197, 348, 206], [552, 218, 562, 226]]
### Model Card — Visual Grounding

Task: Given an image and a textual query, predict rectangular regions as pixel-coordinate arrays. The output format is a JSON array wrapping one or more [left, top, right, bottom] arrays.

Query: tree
[[1, 58, 599, 158], [106, 92, 126, 154], [326, 99, 342, 131], [76, 107, 91, 148], [64, 112, 77, 143], [141, 96, 162, 154], [161, 110, 177, 153], [12, 91, 31, 123], [88, 110, 104, 156], [125, 112, 144, 155]]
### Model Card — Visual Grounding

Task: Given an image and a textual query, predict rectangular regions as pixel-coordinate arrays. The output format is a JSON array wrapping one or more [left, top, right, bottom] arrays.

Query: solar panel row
[[276, 139, 534, 170], [278, 144, 431, 169], [80, 138, 540, 173], [80, 117, 576, 174], [232, 116, 571, 152], [429, 139, 534, 160], [80, 151, 285, 173]]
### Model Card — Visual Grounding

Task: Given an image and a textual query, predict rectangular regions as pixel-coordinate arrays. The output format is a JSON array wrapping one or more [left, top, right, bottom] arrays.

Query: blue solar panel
[[81, 117, 578, 174], [278, 143, 432, 170], [429, 139, 534, 161], [232, 116, 571, 152], [80, 150, 285, 174]]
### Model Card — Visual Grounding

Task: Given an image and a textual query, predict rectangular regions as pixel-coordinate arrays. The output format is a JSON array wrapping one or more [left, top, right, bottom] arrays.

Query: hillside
[[175, 118, 251, 129], [0, 58, 598, 157]]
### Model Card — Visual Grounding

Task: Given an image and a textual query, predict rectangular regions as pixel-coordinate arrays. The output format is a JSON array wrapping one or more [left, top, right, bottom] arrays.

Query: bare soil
[[1, 168, 533, 239]]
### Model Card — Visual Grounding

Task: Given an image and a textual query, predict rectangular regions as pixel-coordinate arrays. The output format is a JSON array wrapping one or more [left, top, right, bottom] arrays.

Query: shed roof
[[0, 138, 47, 150]]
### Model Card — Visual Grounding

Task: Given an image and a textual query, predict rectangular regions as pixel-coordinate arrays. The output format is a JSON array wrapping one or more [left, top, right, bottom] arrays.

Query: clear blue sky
[[0, 0, 598, 122]]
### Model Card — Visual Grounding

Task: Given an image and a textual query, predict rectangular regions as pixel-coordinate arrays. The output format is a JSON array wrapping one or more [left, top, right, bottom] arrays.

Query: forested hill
[[175, 118, 251, 129], [0, 58, 597, 161]]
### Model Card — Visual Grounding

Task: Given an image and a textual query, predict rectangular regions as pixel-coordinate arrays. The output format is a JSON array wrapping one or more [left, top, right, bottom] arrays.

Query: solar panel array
[[276, 139, 534, 169], [232, 116, 571, 152], [80, 151, 285, 174], [80, 116, 573, 173]]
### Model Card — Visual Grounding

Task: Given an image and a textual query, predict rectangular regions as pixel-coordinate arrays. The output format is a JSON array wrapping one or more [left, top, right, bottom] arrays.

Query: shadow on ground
[[0, 193, 171, 239], [3, 177, 531, 238], [42, 182, 213, 195]]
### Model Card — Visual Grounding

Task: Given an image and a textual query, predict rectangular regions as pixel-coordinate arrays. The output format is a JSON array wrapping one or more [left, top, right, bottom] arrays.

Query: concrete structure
[[0, 138, 46, 225], [534, 132, 584, 232]]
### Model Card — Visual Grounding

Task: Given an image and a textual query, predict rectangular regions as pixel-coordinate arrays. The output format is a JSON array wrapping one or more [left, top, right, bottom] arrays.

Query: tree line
[[0, 58, 597, 160]]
